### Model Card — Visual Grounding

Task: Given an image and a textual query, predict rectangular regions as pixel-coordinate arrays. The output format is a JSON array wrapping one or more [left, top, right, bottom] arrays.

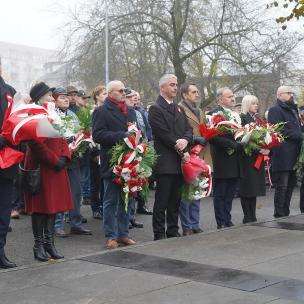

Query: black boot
[[240, 197, 251, 224], [44, 215, 64, 259], [31, 213, 49, 262]]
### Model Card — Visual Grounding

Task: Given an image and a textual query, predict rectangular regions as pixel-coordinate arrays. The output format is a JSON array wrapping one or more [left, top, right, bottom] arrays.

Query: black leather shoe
[[226, 222, 234, 227], [192, 228, 203, 234], [93, 211, 102, 220], [166, 232, 181, 238], [130, 219, 144, 228], [70, 227, 92, 235], [154, 234, 166, 241], [182, 230, 193, 236], [81, 215, 88, 223], [137, 206, 153, 215], [0, 255, 17, 269]]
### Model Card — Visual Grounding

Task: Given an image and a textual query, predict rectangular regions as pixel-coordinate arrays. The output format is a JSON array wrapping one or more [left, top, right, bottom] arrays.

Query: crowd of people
[[0, 72, 303, 269]]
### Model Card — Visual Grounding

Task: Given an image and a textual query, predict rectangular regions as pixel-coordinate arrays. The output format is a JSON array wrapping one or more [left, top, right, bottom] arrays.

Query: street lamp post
[[105, 0, 109, 85]]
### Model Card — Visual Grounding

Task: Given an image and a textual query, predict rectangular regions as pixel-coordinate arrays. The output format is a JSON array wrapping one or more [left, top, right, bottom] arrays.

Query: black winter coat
[[209, 106, 240, 179], [268, 100, 302, 172], [0, 77, 17, 179], [239, 113, 266, 197], [92, 98, 137, 178], [148, 96, 193, 175]]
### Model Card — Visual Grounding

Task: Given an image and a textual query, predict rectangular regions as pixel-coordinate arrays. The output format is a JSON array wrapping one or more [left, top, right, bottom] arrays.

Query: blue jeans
[[103, 178, 129, 240], [80, 152, 90, 198], [179, 199, 200, 231]]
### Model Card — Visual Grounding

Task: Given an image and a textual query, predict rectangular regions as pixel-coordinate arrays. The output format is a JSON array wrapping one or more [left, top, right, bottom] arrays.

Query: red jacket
[[24, 138, 73, 214]]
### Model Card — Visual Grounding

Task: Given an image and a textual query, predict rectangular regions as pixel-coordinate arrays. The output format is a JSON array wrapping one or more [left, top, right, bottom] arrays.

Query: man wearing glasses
[[268, 86, 302, 218], [92, 80, 137, 249]]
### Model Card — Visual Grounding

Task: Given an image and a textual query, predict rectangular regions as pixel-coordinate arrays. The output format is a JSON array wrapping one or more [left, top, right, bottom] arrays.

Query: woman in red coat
[[24, 82, 73, 262]]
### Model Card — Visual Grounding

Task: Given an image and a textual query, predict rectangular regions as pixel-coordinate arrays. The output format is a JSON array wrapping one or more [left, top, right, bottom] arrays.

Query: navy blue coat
[[148, 96, 193, 175], [92, 98, 137, 179], [268, 100, 302, 172]]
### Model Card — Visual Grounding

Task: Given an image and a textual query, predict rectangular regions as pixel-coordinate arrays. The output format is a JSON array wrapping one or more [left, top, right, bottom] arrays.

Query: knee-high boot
[[31, 213, 49, 262], [44, 214, 64, 259]]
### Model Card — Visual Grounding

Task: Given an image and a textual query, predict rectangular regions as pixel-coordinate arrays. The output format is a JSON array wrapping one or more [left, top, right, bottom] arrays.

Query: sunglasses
[[115, 88, 127, 94]]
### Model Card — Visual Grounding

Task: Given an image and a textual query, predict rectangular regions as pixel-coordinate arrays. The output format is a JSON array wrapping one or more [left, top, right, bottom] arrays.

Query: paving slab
[[0, 284, 87, 304], [81, 251, 284, 291], [123, 227, 304, 269], [258, 280, 304, 303], [92, 281, 277, 304], [242, 253, 304, 281], [0, 260, 112, 294], [47, 267, 188, 300]]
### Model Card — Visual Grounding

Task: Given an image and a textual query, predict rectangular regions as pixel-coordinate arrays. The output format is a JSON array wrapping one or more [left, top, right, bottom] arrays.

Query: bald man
[[268, 86, 302, 218]]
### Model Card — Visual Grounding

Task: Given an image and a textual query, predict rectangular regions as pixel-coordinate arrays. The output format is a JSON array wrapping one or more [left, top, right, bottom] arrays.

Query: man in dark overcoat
[[148, 74, 193, 240], [92, 80, 137, 249], [209, 87, 241, 229], [268, 86, 302, 217], [0, 75, 17, 268]]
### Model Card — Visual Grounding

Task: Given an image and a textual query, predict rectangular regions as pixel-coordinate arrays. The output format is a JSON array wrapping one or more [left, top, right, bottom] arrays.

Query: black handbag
[[18, 163, 41, 194]]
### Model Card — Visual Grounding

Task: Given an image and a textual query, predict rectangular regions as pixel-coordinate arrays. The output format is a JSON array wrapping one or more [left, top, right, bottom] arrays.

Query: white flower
[[264, 132, 272, 145]]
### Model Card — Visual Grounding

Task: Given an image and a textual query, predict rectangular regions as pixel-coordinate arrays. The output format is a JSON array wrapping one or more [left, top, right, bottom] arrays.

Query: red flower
[[114, 178, 122, 185], [199, 123, 224, 140], [212, 114, 225, 125]]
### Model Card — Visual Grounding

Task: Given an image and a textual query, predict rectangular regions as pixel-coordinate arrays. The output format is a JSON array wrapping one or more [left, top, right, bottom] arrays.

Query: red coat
[[24, 138, 73, 214]]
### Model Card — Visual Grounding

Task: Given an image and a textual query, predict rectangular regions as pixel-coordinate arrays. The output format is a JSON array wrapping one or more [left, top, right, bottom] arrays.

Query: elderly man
[[92, 80, 137, 249], [149, 74, 193, 240], [210, 87, 241, 229], [268, 86, 302, 218]]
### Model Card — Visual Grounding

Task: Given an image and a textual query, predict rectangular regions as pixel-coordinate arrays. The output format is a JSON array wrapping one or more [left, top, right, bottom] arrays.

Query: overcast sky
[[0, 0, 302, 50], [0, 0, 74, 50]]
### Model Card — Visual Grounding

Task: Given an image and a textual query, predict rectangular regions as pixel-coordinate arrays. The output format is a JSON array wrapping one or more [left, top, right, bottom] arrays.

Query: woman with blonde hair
[[239, 95, 266, 223]]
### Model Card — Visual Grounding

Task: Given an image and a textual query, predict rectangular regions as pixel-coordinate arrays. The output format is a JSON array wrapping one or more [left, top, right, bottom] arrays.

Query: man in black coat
[[148, 74, 193, 240], [92, 80, 137, 249], [209, 87, 241, 229], [268, 86, 302, 218], [0, 76, 17, 268]]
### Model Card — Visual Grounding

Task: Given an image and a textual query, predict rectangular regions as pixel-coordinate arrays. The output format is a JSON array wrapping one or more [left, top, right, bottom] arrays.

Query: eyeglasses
[[281, 92, 294, 95], [115, 88, 127, 94]]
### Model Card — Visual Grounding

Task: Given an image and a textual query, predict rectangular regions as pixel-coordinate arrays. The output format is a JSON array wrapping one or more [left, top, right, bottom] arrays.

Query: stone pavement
[[2, 188, 304, 303]]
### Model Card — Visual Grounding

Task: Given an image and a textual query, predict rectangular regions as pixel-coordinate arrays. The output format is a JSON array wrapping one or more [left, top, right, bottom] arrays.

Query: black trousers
[[240, 196, 257, 223], [0, 178, 13, 257], [213, 178, 238, 227], [299, 175, 304, 213], [273, 170, 296, 218], [153, 174, 183, 238], [90, 160, 103, 214]]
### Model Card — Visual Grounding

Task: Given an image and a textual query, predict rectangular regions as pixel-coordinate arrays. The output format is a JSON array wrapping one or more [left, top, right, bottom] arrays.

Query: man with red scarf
[[92, 80, 137, 249]]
